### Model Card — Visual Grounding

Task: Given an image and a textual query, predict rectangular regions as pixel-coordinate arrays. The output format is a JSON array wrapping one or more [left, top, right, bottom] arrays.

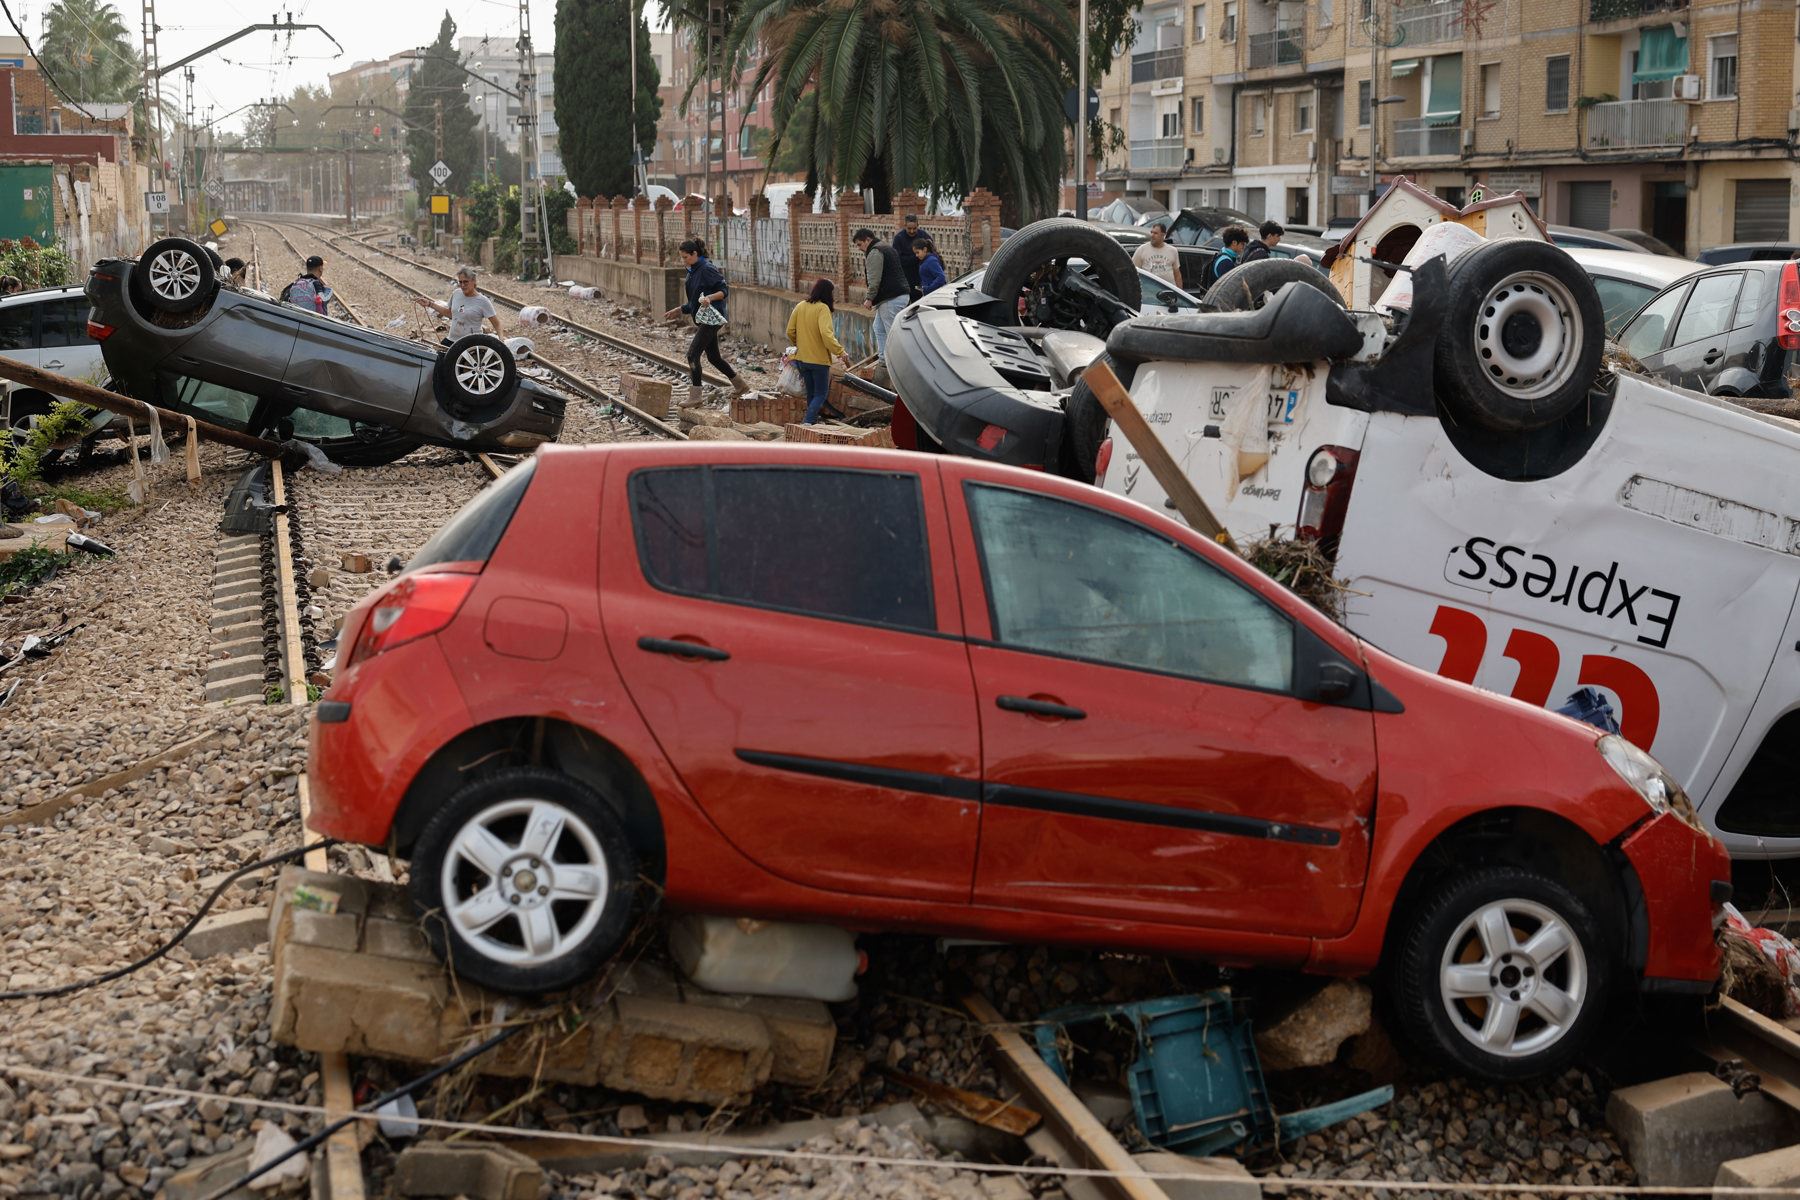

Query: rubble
[[1253, 980, 1373, 1071]]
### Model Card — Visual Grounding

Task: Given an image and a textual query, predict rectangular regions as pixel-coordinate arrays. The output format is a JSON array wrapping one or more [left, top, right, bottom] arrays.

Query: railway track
[[250, 219, 689, 443]]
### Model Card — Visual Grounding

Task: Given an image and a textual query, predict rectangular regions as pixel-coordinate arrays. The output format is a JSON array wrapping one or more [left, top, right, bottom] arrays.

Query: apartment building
[[1100, 0, 1797, 252], [652, 29, 799, 206], [458, 37, 563, 181]]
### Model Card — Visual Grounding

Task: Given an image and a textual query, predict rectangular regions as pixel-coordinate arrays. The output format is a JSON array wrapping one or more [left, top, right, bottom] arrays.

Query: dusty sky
[[60, 0, 626, 135]]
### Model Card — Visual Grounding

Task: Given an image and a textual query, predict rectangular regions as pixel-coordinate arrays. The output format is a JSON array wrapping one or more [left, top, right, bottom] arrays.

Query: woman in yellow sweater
[[786, 279, 852, 424]]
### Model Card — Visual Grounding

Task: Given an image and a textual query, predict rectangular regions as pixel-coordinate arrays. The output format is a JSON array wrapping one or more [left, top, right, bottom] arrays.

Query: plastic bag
[[777, 347, 805, 397]]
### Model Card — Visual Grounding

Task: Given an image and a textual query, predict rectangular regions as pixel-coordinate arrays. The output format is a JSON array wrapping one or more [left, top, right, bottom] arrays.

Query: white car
[[1564, 247, 1702, 339], [0, 285, 114, 453]]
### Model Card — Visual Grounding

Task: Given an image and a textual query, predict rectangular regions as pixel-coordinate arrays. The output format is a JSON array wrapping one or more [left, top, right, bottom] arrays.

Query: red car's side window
[[630, 464, 937, 632], [964, 482, 1295, 693]]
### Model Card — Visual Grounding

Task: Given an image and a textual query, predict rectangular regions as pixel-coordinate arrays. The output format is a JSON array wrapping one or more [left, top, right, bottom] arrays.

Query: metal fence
[[1248, 29, 1303, 70], [1584, 99, 1687, 149], [1391, 117, 1462, 157]]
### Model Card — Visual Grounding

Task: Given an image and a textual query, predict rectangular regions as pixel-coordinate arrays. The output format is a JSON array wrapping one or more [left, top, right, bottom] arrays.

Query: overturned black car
[[86, 237, 565, 466]]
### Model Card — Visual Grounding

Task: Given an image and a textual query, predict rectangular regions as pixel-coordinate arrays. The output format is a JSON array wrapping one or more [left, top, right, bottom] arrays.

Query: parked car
[[888, 217, 1800, 866], [1694, 243, 1800, 267], [956, 260, 1206, 316], [0, 285, 127, 461], [1564, 247, 1702, 338], [85, 237, 567, 466], [1547, 226, 1654, 255], [306, 440, 1727, 1079], [1604, 229, 1682, 258], [1616, 260, 1796, 398]]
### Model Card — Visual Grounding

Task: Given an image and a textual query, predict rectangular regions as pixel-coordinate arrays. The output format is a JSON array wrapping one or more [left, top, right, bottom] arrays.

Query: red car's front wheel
[[1392, 865, 1613, 1080]]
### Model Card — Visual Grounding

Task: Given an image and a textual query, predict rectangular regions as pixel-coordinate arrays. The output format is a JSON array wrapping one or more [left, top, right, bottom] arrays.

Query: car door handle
[[1703, 348, 1724, 363], [42, 360, 62, 370], [996, 694, 1086, 720], [637, 636, 730, 662]]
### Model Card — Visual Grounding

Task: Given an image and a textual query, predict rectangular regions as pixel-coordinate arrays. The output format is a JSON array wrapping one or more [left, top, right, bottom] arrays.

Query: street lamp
[[1367, 94, 1405, 210]]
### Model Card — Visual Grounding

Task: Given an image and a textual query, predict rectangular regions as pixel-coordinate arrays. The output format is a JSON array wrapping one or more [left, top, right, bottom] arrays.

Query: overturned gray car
[[85, 237, 565, 466]]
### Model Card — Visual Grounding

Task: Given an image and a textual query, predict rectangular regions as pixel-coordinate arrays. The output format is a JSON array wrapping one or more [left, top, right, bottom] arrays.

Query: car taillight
[[1296, 445, 1361, 556], [348, 572, 477, 666], [86, 320, 113, 341], [1778, 262, 1800, 351], [1094, 436, 1115, 485], [976, 424, 1008, 452]]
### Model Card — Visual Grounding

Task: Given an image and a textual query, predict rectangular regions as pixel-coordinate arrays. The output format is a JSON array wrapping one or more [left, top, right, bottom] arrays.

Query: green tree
[[39, 0, 140, 102], [723, 0, 1074, 218], [403, 14, 483, 202], [555, 0, 661, 197]]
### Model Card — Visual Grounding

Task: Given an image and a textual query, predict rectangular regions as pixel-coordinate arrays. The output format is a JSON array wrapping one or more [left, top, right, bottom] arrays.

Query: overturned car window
[[409, 458, 538, 570]]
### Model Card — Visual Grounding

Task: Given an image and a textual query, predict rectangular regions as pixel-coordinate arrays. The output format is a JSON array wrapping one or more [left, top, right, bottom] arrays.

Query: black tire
[[1391, 865, 1612, 1081], [434, 333, 519, 418], [981, 217, 1141, 325], [1434, 239, 1604, 433], [1060, 353, 1135, 483], [410, 766, 641, 994], [316, 428, 424, 467], [131, 237, 217, 315], [1206, 258, 1345, 312]]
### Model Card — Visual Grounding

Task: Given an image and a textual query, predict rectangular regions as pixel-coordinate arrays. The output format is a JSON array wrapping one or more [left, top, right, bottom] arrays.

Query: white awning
[[1389, 59, 1420, 77]]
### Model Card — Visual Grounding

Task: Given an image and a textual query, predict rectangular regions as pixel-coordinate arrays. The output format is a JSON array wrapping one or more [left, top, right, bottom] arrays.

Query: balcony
[[1392, 1, 1463, 46], [1584, 98, 1687, 148], [1131, 46, 1184, 84], [1129, 137, 1186, 170], [1588, 0, 1684, 20], [1391, 116, 1462, 156], [1248, 29, 1303, 70]]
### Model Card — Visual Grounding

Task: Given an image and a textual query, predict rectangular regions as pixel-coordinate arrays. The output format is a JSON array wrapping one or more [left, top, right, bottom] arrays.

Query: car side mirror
[[1158, 289, 1180, 312]]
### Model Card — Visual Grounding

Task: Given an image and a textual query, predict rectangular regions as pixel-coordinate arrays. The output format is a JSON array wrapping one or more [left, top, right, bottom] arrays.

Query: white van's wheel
[[1434, 240, 1603, 433]]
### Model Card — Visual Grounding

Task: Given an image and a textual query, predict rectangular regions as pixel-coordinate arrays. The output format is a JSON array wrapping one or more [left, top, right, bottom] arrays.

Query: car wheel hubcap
[[1439, 898, 1587, 1059], [1474, 272, 1583, 400], [440, 799, 609, 967], [148, 249, 201, 301], [455, 346, 506, 394]]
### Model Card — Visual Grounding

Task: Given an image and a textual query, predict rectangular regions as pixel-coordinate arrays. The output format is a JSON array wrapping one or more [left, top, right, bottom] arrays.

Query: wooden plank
[[269, 463, 309, 706], [1080, 361, 1236, 552], [1, 731, 220, 827], [0, 354, 282, 457], [962, 993, 1170, 1200], [320, 1050, 367, 1200]]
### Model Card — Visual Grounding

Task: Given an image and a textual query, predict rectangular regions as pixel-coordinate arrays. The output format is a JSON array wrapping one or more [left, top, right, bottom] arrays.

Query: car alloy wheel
[[1394, 864, 1610, 1080], [1473, 271, 1585, 401], [148, 247, 203, 302], [439, 797, 611, 967], [454, 344, 508, 395], [412, 766, 641, 993], [1438, 897, 1588, 1059]]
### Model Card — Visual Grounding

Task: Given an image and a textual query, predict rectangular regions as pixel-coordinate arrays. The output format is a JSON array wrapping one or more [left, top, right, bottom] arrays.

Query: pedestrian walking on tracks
[[664, 238, 749, 407]]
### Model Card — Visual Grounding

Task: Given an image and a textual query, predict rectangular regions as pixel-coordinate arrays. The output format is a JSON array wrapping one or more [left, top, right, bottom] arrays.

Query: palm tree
[[40, 0, 141, 104], [716, 0, 1074, 219]]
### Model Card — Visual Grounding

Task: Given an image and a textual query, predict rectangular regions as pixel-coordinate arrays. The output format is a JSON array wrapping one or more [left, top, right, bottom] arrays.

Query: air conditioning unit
[[1308, 139, 1317, 161], [1673, 74, 1702, 101], [1462, 128, 1474, 150], [1214, 147, 1228, 163]]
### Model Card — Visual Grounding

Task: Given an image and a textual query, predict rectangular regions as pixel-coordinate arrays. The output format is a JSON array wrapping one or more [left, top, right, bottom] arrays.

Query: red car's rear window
[[408, 459, 537, 572]]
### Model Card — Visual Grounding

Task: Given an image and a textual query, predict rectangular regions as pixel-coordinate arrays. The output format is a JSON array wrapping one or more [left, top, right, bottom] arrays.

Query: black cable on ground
[[201, 1020, 528, 1200], [0, 838, 341, 1002]]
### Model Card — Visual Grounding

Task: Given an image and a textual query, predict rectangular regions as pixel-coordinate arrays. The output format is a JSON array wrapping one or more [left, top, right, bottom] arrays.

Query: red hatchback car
[[307, 443, 1728, 1079]]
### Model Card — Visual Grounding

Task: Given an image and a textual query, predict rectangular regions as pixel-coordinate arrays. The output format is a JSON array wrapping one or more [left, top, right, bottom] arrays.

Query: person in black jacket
[[663, 238, 749, 406], [855, 227, 910, 359], [893, 214, 924, 300], [1241, 219, 1283, 266]]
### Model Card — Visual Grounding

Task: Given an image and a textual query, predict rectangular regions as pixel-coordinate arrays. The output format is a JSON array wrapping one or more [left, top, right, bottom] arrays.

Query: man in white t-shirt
[[1130, 223, 1183, 289], [414, 266, 502, 342]]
